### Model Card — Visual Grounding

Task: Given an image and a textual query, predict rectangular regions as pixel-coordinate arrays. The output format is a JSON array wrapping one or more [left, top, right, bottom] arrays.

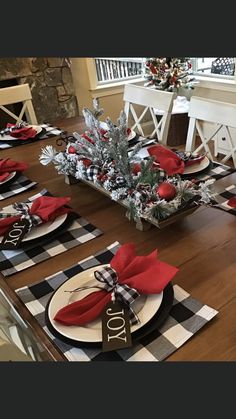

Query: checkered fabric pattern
[[0, 174, 37, 201], [184, 161, 235, 182], [0, 189, 103, 276], [85, 165, 102, 181], [11, 202, 42, 229], [212, 184, 236, 215], [15, 242, 218, 361], [0, 124, 65, 149], [94, 266, 140, 324]]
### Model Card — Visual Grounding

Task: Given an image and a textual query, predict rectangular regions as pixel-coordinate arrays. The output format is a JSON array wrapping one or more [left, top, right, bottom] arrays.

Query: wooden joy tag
[[101, 300, 132, 352], [0, 219, 30, 250]]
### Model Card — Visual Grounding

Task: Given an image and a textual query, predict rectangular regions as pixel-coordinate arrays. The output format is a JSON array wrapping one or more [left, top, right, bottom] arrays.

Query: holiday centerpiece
[[39, 99, 215, 229]]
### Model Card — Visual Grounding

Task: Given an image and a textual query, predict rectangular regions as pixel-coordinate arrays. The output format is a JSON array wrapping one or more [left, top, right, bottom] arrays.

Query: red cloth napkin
[[148, 145, 205, 175], [54, 243, 179, 326], [227, 197, 236, 208], [6, 123, 37, 140], [148, 145, 185, 176], [0, 196, 71, 236], [0, 158, 29, 182], [0, 173, 10, 182], [184, 155, 205, 167]]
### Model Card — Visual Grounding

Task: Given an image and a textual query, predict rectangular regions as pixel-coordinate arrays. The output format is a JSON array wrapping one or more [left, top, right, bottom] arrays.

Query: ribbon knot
[[94, 266, 140, 325], [12, 202, 42, 231]]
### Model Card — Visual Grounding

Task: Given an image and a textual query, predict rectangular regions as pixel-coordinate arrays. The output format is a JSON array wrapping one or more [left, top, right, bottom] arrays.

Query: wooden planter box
[[65, 175, 199, 231]]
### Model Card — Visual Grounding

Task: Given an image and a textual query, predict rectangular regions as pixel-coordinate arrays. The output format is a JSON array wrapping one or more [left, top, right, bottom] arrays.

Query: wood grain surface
[[1, 116, 236, 361]]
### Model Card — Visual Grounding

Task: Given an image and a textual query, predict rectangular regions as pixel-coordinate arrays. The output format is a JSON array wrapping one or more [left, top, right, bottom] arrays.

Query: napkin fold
[[148, 145, 205, 176], [184, 155, 205, 167], [148, 144, 185, 175], [54, 243, 179, 326], [0, 173, 10, 182], [0, 158, 29, 182], [227, 197, 236, 208], [0, 195, 71, 236], [6, 123, 37, 140]]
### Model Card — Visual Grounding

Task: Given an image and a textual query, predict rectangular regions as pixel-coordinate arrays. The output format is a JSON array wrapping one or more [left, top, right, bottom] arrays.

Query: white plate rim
[[0, 125, 42, 141], [0, 202, 67, 242], [183, 156, 210, 175], [47, 264, 163, 343], [0, 171, 17, 185]]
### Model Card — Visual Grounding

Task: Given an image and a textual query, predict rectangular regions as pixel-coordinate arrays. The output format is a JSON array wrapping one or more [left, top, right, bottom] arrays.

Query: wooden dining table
[[1, 115, 236, 361]]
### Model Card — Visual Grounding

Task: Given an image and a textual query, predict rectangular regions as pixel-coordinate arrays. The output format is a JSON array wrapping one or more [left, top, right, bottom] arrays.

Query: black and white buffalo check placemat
[[0, 189, 102, 276], [0, 124, 65, 149], [183, 161, 235, 183], [15, 241, 218, 361], [0, 174, 37, 201], [212, 184, 236, 215]]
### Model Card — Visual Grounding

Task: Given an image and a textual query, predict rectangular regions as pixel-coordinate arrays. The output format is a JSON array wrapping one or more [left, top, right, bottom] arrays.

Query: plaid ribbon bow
[[0, 202, 42, 232], [13, 202, 42, 231], [94, 266, 140, 325]]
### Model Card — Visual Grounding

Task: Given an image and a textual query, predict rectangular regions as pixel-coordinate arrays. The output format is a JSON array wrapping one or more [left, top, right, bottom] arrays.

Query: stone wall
[[0, 58, 79, 123]]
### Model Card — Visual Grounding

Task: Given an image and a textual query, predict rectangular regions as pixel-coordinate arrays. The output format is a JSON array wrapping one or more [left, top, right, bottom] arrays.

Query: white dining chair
[[185, 96, 236, 167], [0, 83, 38, 125], [123, 84, 174, 144]]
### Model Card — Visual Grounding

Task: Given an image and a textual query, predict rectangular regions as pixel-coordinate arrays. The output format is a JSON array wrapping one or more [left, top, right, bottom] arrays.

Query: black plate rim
[[0, 170, 20, 191], [16, 211, 79, 249]]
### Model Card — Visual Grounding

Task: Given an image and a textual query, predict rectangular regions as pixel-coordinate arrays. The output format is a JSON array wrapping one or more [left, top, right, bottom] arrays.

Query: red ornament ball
[[82, 158, 92, 167], [97, 174, 108, 183], [68, 145, 76, 154], [132, 163, 141, 175], [157, 182, 177, 201]]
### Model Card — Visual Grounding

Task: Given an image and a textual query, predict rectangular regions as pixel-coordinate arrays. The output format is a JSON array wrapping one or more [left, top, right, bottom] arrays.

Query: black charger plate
[[0, 171, 21, 192]]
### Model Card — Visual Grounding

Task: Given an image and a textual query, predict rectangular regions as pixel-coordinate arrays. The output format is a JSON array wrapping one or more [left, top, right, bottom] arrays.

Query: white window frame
[[190, 57, 236, 91], [87, 58, 145, 91], [96, 57, 145, 85], [86, 57, 236, 97]]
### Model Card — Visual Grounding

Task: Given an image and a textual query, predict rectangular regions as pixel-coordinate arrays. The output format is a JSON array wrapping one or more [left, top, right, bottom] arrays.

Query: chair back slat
[[123, 84, 174, 144], [186, 96, 236, 167], [0, 84, 37, 124]]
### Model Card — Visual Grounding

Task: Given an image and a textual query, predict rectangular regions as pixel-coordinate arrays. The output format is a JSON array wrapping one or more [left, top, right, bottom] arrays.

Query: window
[[190, 57, 235, 78], [92, 57, 236, 90], [94, 58, 145, 84]]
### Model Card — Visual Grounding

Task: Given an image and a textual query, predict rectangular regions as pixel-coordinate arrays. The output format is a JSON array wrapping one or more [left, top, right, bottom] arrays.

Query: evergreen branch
[[150, 202, 173, 220], [126, 199, 138, 221]]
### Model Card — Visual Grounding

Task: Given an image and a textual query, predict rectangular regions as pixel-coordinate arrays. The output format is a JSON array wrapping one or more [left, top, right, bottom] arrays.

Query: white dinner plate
[[0, 202, 67, 242], [47, 264, 163, 343], [128, 129, 137, 141], [0, 125, 42, 141], [0, 171, 17, 185], [183, 156, 210, 175]]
